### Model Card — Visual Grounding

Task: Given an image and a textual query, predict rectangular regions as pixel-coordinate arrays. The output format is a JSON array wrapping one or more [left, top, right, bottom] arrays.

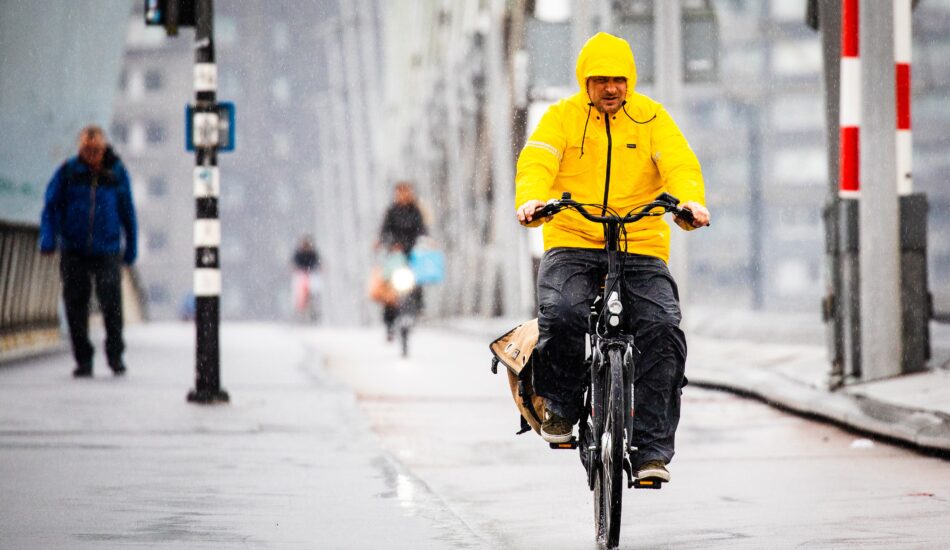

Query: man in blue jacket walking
[[40, 126, 138, 377]]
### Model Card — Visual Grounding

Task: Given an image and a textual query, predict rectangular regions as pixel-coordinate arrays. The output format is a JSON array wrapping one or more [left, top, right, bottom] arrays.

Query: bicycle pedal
[[632, 478, 663, 490], [549, 438, 578, 450]]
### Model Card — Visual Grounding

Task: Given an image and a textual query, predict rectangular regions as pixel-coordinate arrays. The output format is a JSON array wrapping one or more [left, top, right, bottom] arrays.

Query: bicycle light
[[392, 267, 416, 293], [606, 291, 623, 315]]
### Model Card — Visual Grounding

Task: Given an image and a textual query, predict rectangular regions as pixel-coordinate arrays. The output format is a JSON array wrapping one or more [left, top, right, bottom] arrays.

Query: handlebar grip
[[674, 206, 710, 227], [675, 207, 695, 224], [535, 204, 560, 219]]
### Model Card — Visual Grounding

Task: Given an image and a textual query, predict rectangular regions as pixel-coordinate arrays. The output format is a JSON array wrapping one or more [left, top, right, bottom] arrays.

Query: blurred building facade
[[0, 0, 127, 224], [912, 1, 950, 311], [516, 0, 950, 315], [114, 1, 327, 320], [108, 0, 950, 322]]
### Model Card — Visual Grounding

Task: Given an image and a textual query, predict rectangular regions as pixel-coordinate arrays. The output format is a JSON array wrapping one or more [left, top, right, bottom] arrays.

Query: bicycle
[[389, 261, 419, 358], [532, 191, 703, 549]]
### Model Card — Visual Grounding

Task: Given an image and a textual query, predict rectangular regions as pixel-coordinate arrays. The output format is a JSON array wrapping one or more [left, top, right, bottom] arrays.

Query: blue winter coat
[[39, 148, 138, 264]]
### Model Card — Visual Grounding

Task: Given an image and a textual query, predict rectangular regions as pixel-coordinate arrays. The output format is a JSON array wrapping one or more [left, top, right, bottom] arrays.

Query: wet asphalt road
[[312, 327, 950, 550], [2, 323, 948, 549]]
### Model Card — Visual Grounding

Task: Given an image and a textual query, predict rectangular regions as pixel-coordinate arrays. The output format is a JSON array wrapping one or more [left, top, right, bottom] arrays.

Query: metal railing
[[0, 221, 61, 361]]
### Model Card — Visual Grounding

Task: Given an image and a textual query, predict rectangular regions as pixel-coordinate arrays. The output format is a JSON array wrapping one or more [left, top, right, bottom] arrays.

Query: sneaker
[[109, 362, 127, 376], [540, 410, 573, 443], [636, 460, 671, 482]]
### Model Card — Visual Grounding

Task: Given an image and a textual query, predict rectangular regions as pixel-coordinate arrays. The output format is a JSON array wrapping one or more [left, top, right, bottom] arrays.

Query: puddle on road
[[371, 454, 488, 548]]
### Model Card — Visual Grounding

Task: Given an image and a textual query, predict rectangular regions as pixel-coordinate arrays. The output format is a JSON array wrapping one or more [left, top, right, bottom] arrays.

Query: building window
[[773, 147, 826, 185], [771, 40, 822, 76], [274, 133, 291, 159], [771, 94, 825, 131], [272, 77, 290, 104], [144, 69, 164, 91], [147, 175, 167, 197], [146, 121, 166, 144], [217, 16, 238, 46], [111, 122, 129, 145], [272, 22, 289, 51]]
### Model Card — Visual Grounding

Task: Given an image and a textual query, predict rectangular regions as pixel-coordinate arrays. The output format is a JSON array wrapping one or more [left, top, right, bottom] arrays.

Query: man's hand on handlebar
[[517, 199, 549, 226], [674, 201, 710, 230]]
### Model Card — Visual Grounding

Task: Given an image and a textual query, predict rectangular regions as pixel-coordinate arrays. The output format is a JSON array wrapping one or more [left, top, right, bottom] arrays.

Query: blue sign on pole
[[185, 101, 236, 152]]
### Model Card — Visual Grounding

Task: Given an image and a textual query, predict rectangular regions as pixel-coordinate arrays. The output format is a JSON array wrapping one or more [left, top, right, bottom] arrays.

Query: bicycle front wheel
[[594, 347, 624, 548]]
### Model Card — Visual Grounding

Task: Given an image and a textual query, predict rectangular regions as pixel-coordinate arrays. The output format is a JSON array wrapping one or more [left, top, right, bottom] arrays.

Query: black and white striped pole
[[187, 0, 228, 403]]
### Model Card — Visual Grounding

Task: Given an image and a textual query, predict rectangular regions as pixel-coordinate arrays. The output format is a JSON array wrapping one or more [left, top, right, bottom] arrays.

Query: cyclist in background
[[377, 181, 427, 340], [515, 33, 710, 483], [291, 235, 321, 321]]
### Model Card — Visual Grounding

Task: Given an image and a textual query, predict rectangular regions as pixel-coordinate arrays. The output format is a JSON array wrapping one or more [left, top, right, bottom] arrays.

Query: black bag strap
[[516, 415, 532, 435], [516, 364, 543, 427]]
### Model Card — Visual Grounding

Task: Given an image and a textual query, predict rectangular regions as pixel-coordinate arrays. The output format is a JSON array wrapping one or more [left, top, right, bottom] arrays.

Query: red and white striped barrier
[[839, 0, 860, 199], [894, 0, 913, 196]]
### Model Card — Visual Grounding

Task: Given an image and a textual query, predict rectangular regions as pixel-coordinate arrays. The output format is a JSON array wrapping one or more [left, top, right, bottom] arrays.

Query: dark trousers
[[383, 287, 423, 328], [60, 252, 125, 368], [535, 247, 687, 465]]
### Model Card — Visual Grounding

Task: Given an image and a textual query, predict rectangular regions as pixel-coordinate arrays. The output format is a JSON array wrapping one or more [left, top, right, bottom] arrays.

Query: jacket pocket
[[558, 144, 593, 177]]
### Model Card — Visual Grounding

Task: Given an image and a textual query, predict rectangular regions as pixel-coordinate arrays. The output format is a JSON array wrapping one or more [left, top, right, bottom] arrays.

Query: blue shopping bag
[[409, 248, 445, 285]]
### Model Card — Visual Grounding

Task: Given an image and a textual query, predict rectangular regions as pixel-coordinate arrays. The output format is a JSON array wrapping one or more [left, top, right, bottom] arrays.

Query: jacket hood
[[575, 32, 637, 99]]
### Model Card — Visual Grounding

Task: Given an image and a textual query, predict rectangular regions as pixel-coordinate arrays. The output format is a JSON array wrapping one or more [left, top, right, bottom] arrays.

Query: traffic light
[[144, 0, 196, 36]]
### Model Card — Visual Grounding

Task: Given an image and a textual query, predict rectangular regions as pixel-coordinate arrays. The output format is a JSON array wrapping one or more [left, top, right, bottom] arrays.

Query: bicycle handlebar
[[533, 192, 705, 227]]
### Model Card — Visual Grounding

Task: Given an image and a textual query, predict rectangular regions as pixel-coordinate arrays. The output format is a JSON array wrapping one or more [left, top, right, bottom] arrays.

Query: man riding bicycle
[[515, 32, 710, 483]]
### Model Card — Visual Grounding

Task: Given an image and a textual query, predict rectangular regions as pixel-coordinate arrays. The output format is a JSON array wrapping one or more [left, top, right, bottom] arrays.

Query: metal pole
[[487, 0, 532, 318], [188, 0, 228, 403], [745, 103, 764, 310], [894, 0, 931, 373], [817, 0, 845, 388], [654, 0, 688, 314], [859, 1, 902, 381], [839, 0, 861, 381]]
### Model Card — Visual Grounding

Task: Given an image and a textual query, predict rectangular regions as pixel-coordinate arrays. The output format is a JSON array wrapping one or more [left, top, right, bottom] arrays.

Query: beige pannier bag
[[489, 319, 547, 435]]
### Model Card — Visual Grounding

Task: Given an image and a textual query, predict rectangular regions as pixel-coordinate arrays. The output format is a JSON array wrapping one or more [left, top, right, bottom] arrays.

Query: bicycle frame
[[536, 192, 695, 546], [579, 217, 640, 492]]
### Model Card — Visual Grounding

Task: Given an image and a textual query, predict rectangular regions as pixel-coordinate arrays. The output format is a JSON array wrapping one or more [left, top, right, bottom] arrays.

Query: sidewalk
[[0, 322, 479, 549], [449, 307, 950, 455]]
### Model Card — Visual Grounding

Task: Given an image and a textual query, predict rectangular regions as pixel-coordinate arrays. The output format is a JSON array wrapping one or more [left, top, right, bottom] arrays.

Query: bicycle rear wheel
[[400, 325, 409, 357], [594, 347, 624, 548]]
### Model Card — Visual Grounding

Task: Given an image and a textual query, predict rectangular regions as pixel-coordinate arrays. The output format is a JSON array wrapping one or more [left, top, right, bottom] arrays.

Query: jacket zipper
[[601, 115, 612, 216], [87, 175, 98, 251]]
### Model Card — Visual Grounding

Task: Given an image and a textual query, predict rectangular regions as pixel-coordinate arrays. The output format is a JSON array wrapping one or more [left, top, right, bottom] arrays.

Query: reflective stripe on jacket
[[515, 32, 705, 263]]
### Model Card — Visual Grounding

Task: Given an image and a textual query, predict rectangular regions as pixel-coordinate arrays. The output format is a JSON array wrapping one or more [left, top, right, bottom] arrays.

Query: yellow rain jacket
[[515, 32, 705, 263]]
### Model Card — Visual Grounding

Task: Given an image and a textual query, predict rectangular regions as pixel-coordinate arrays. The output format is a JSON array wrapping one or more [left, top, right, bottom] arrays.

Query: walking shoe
[[109, 362, 127, 376], [636, 460, 671, 482], [72, 364, 93, 378], [540, 409, 573, 443]]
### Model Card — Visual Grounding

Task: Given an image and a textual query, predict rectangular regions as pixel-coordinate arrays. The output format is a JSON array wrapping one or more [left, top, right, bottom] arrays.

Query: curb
[[440, 319, 950, 456], [687, 363, 950, 455]]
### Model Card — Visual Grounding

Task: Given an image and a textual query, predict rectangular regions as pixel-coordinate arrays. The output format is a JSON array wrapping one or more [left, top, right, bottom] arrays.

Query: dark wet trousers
[[60, 252, 125, 369], [534, 247, 687, 466]]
